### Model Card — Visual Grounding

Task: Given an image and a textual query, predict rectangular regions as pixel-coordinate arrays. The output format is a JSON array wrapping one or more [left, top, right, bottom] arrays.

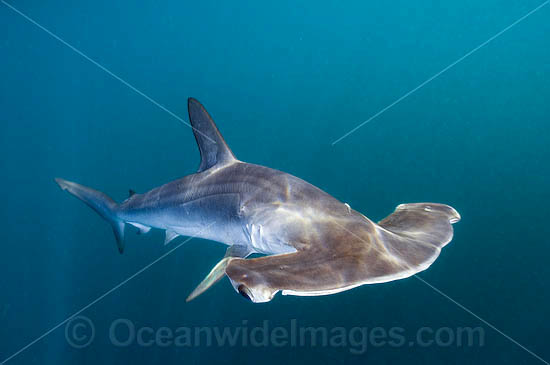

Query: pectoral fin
[[223, 244, 254, 259], [186, 245, 254, 302], [186, 257, 233, 302]]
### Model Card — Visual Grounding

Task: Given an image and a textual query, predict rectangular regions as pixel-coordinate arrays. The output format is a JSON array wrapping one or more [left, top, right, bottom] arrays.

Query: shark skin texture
[[56, 98, 460, 303]]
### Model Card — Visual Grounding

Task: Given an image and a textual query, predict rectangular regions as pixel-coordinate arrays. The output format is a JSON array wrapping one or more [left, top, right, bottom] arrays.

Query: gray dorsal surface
[[188, 97, 236, 172]]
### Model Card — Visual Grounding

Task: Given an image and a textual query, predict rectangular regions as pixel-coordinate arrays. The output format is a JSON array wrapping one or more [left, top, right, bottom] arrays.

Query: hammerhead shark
[[56, 98, 460, 303]]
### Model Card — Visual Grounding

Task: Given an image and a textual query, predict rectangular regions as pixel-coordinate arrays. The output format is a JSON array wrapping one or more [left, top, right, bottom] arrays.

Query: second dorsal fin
[[188, 98, 236, 172]]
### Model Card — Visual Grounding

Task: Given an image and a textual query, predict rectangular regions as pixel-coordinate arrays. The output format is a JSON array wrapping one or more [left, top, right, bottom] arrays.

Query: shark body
[[117, 161, 345, 255], [56, 98, 460, 303]]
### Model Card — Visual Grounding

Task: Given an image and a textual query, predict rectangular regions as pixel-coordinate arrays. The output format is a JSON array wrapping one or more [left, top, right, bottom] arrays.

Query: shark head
[[228, 277, 278, 303]]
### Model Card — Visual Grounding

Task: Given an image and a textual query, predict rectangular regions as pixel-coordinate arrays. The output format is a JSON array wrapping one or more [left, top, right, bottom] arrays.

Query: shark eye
[[237, 284, 252, 302]]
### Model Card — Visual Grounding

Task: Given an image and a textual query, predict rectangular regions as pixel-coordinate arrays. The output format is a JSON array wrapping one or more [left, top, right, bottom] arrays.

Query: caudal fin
[[55, 178, 125, 253]]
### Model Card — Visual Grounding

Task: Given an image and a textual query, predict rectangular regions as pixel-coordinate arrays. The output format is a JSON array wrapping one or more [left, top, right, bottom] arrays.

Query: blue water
[[1, 0, 549, 364]]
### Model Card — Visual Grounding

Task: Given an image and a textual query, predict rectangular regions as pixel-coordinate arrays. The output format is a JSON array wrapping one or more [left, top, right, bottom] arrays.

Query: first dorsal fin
[[188, 98, 236, 172]]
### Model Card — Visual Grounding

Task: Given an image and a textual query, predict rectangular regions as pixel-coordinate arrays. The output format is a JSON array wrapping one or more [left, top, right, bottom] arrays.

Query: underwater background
[[1, 0, 549, 364]]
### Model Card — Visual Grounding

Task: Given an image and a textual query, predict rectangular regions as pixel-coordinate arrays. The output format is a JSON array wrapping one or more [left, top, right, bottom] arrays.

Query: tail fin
[[55, 178, 125, 253]]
